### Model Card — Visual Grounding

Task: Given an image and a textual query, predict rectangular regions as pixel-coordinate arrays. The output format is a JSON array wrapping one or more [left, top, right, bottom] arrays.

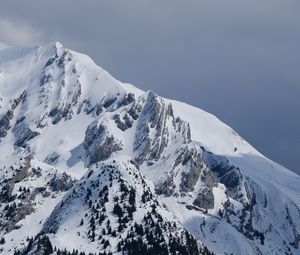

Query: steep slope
[[0, 42, 300, 255]]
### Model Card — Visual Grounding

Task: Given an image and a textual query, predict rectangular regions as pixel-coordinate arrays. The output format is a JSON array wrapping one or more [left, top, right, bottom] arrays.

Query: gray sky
[[0, 0, 299, 174]]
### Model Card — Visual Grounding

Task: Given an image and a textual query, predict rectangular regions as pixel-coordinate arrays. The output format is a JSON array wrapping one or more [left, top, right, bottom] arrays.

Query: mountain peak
[[53, 40, 63, 48], [41, 40, 65, 56], [0, 41, 300, 255], [50, 40, 64, 52]]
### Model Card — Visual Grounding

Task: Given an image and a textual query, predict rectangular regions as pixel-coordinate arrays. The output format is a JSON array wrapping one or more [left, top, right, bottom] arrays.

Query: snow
[[169, 99, 259, 157], [1, 41, 300, 255]]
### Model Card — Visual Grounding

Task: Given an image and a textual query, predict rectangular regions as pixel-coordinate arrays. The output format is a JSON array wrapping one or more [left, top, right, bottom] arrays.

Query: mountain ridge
[[0, 42, 299, 255]]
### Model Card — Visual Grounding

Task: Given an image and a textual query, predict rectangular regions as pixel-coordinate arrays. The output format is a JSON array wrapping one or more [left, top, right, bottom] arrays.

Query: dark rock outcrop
[[49, 173, 74, 192], [84, 121, 122, 165], [0, 91, 26, 139], [193, 187, 214, 209], [180, 148, 214, 193], [13, 118, 39, 148], [133, 91, 190, 164]]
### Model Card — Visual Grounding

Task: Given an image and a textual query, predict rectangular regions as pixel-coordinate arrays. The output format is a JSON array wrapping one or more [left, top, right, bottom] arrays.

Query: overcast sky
[[0, 0, 299, 174]]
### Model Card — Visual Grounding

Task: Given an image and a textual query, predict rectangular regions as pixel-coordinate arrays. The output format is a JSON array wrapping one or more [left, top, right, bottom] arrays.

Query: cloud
[[0, 18, 43, 47]]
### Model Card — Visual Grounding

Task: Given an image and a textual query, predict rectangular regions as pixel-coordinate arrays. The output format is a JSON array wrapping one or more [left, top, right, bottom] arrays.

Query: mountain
[[0, 42, 299, 255]]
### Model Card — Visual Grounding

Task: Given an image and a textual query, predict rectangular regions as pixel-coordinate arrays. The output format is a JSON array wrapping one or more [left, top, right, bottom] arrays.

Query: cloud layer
[[0, 18, 43, 46]]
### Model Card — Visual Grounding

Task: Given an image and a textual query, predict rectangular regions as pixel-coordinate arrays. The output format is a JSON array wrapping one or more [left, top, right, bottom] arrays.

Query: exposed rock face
[[84, 121, 122, 165], [44, 152, 60, 165], [191, 165, 216, 210], [13, 118, 39, 148], [133, 91, 191, 164], [117, 92, 135, 107], [1, 201, 35, 233], [113, 114, 128, 131], [133, 91, 168, 163], [164, 146, 217, 209], [117, 91, 218, 210], [0, 150, 73, 239], [49, 172, 74, 192], [0, 92, 26, 139], [13, 154, 32, 183], [210, 159, 244, 200], [180, 148, 213, 193], [0, 111, 13, 138], [193, 187, 215, 209], [201, 168, 217, 188], [155, 175, 176, 196]]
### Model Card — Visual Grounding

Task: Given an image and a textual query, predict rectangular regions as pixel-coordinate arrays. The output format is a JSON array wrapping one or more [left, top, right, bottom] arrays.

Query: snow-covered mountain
[[0, 42, 299, 255]]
